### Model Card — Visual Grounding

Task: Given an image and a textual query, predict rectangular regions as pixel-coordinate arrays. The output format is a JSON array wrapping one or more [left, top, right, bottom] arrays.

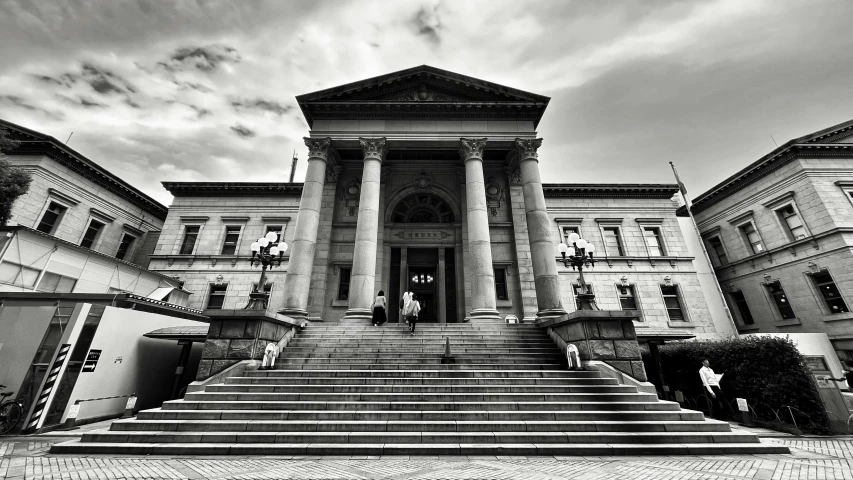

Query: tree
[[0, 127, 32, 225]]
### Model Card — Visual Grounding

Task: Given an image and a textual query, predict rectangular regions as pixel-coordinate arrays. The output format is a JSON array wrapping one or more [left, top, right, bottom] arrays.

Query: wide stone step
[[110, 419, 732, 433], [183, 392, 655, 403], [241, 369, 599, 378], [283, 347, 560, 354], [162, 401, 681, 412], [225, 376, 618, 386], [277, 356, 563, 364], [290, 340, 556, 347], [265, 363, 565, 370], [79, 430, 761, 445], [204, 384, 636, 394], [138, 408, 707, 422], [50, 441, 790, 456]]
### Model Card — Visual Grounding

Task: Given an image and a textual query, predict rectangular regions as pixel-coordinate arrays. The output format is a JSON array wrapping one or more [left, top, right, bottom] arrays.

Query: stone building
[[151, 66, 722, 339], [688, 119, 853, 359], [2, 119, 166, 268]]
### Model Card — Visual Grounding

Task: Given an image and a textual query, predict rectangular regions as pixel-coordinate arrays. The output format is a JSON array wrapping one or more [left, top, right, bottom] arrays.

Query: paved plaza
[[1, 423, 851, 480]]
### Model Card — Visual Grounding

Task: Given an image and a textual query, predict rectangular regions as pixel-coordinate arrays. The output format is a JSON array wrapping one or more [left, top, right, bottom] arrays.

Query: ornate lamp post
[[245, 231, 288, 310], [558, 232, 598, 310]]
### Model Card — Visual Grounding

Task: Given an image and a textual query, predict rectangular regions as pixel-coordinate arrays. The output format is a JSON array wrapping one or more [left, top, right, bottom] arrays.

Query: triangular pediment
[[798, 118, 853, 144], [296, 65, 550, 127]]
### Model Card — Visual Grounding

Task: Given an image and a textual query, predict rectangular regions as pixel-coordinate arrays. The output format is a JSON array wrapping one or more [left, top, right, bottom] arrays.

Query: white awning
[[146, 287, 174, 301]]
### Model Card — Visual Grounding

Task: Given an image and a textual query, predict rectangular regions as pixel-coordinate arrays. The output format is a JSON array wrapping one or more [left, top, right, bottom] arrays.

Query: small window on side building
[[706, 236, 728, 266], [812, 270, 849, 314], [660, 285, 685, 321], [643, 227, 665, 256], [115, 233, 136, 260], [777, 205, 807, 241], [602, 227, 624, 256], [80, 219, 105, 249], [494, 268, 508, 301], [220, 226, 242, 255], [729, 290, 754, 325], [766, 281, 796, 320], [207, 284, 228, 310], [739, 222, 764, 254], [338, 267, 351, 300], [37, 202, 67, 234], [179, 226, 200, 255], [617, 285, 638, 312]]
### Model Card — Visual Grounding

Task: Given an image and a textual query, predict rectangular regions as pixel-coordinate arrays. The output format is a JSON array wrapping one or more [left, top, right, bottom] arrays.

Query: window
[[561, 226, 580, 245], [494, 268, 508, 301], [812, 271, 849, 314], [338, 267, 351, 300], [706, 236, 728, 266], [660, 285, 685, 321], [766, 281, 796, 320], [179, 226, 200, 255], [37, 272, 77, 293], [602, 227, 624, 256], [573, 283, 594, 296], [221, 226, 242, 255], [777, 205, 807, 241], [37, 202, 67, 234], [739, 222, 764, 254], [617, 285, 638, 311], [115, 233, 136, 260], [206, 284, 227, 310], [80, 220, 105, 249], [729, 291, 754, 325], [265, 225, 284, 246], [643, 227, 665, 256]]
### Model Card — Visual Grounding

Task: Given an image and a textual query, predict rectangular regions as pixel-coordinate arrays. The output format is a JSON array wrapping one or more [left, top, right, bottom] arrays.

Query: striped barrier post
[[24, 343, 71, 433]]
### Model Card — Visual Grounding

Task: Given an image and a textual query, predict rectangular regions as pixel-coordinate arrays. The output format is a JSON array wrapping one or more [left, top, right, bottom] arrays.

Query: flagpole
[[669, 161, 739, 338]]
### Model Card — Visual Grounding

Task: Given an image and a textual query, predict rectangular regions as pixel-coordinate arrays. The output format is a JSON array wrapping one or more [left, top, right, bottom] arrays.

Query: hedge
[[645, 336, 830, 434]]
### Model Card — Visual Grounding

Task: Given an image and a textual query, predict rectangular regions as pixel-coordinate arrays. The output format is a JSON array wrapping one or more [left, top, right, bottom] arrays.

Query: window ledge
[[496, 300, 512, 307], [776, 318, 802, 327], [632, 320, 649, 328], [331, 299, 348, 307], [822, 312, 853, 323], [737, 324, 761, 332], [667, 321, 696, 328]]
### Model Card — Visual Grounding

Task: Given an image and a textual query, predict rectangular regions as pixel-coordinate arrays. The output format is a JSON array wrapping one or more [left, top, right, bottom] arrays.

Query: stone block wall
[[196, 314, 296, 379], [549, 313, 647, 381]]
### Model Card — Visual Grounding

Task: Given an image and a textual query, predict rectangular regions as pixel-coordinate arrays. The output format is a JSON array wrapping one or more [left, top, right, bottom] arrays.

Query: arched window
[[391, 193, 455, 223]]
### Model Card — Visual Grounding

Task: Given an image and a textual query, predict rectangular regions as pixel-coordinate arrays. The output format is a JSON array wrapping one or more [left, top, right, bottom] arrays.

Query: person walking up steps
[[400, 286, 413, 325], [406, 293, 422, 335], [372, 290, 387, 327]]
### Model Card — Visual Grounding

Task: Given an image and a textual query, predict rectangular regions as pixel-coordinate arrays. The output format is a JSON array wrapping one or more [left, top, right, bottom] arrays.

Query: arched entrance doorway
[[387, 193, 459, 323]]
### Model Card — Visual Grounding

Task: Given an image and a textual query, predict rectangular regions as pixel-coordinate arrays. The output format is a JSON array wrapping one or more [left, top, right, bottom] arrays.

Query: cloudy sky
[[1, 0, 852, 206]]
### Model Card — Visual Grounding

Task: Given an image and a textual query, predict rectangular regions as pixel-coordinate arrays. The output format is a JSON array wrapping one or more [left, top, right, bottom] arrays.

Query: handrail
[[73, 393, 135, 405]]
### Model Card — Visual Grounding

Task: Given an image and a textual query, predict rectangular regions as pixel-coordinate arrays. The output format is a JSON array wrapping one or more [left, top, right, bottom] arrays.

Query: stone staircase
[[52, 322, 787, 455]]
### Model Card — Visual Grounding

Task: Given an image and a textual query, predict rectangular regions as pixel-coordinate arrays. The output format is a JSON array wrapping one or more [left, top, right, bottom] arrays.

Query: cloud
[[230, 98, 294, 116], [230, 124, 255, 138], [159, 44, 242, 72], [0, 95, 64, 120], [411, 4, 443, 45]]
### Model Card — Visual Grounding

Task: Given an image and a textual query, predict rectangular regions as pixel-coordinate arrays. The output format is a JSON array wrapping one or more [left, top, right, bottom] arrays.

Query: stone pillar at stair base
[[196, 310, 301, 380], [539, 310, 648, 382]]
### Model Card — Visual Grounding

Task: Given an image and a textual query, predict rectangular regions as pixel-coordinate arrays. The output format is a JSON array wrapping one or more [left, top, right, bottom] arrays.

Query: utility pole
[[289, 150, 298, 183]]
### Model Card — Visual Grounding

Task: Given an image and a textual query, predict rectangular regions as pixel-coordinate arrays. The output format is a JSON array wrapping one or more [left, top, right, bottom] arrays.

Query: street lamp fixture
[[558, 232, 598, 310], [245, 231, 288, 310]]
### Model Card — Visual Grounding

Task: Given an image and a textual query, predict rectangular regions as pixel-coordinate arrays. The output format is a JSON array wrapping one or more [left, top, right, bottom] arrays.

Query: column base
[[536, 308, 567, 323], [277, 307, 309, 322], [468, 308, 501, 322], [343, 308, 373, 322]]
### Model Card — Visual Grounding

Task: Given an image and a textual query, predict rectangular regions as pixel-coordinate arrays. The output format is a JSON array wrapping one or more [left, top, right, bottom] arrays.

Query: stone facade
[[689, 119, 853, 359]]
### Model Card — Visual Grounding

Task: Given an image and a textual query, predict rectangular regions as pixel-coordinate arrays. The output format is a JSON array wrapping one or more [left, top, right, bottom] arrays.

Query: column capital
[[459, 138, 487, 162], [512, 137, 543, 163], [304, 137, 333, 161], [359, 137, 388, 162]]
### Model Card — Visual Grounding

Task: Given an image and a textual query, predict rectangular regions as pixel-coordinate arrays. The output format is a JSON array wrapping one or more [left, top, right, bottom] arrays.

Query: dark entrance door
[[407, 248, 438, 323]]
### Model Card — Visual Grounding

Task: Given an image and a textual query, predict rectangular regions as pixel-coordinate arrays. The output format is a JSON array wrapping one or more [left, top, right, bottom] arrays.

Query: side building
[[688, 119, 853, 361]]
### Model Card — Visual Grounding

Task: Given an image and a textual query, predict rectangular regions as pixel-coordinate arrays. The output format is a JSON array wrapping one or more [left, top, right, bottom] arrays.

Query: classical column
[[437, 247, 447, 324], [280, 137, 333, 321], [344, 137, 387, 321], [514, 138, 566, 318], [460, 138, 500, 320]]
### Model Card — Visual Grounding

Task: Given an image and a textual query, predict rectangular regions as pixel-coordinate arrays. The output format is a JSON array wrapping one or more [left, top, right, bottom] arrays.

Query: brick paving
[[1, 435, 851, 479]]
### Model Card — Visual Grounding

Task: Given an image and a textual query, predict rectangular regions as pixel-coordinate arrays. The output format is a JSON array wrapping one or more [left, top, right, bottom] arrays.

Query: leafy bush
[[645, 336, 830, 434]]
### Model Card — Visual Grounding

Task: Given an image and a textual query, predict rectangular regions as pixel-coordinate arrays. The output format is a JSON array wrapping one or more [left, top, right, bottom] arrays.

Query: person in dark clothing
[[699, 358, 730, 420], [406, 293, 421, 335], [831, 359, 853, 390], [371, 290, 387, 326]]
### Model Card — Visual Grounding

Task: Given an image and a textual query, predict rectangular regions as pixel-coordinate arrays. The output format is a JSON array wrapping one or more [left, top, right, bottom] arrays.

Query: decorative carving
[[188, 257, 194, 267], [324, 164, 341, 184], [663, 275, 672, 286], [359, 137, 387, 162], [459, 138, 487, 162], [504, 166, 522, 186], [211, 258, 217, 266], [393, 230, 451, 240], [231, 258, 238, 266], [340, 177, 362, 216], [168, 258, 175, 267], [385, 84, 455, 102], [514, 138, 543, 161], [215, 274, 224, 285], [304, 137, 332, 161], [413, 171, 432, 191], [484, 177, 505, 216]]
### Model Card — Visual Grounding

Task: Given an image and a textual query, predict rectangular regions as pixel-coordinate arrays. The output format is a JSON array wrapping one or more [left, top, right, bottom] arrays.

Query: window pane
[[708, 236, 728, 265], [180, 226, 200, 255], [603, 228, 623, 256], [494, 268, 508, 300], [643, 228, 664, 256], [338, 268, 351, 300], [80, 220, 104, 249], [221, 226, 242, 255], [116, 233, 136, 260], [730, 291, 754, 325], [265, 225, 283, 245], [562, 226, 580, 245], [207, 284, 227, 309], [37, 202, 66, 234], [660, 285, 684, 321], [813, 271, 849, 313], [618, 286, 637, 311], [767, 282, 795, 319]]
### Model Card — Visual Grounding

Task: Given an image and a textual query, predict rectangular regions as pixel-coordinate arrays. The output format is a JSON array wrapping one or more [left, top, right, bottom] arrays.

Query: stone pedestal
[[460, 138, 499, 320], [197, 310, 303, 380], [281, 137, 334, 321], [539, 310, 647, 381], [514, 138, 566, 319], [344, 138, 386, 321]]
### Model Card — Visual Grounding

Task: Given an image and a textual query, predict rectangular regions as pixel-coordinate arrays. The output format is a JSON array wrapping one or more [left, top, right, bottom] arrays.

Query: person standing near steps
[[699, 358, 729, 420], [406, 293, 422, 335], [371, 290, 387, 327]]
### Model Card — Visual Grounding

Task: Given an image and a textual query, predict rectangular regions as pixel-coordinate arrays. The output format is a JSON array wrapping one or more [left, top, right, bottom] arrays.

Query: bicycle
[[0, 385, 23, 435]]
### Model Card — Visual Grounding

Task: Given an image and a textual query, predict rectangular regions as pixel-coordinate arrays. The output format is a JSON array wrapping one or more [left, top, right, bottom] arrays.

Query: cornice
[[543, 184, 679, 199], [162, 182, 304, 197]]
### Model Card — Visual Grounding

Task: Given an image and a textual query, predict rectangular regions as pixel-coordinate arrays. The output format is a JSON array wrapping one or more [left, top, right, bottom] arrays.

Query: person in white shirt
[[405, 293, 422, 335], [699, 358, 729, 420], [400, 287, 413, 325]]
